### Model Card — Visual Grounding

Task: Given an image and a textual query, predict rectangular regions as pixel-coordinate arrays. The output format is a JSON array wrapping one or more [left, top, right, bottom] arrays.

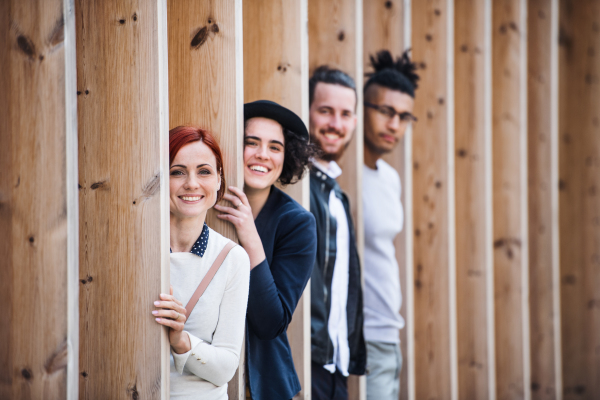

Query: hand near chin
[[214, 186, 265, 268]]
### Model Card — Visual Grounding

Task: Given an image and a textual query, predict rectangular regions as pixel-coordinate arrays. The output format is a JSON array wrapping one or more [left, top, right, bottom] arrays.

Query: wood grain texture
[[528, 1, 561, 399], [168, 1, 245, 398], [0, 0, 78, 398], [559, 0, 600, 398], [492, 1, 531, 399], [411, 1, 458, 399], [76, 0, 169, 398], [243, 1, 311, 398], [362, 1, 413, 399], [454, 0, 495, 398]]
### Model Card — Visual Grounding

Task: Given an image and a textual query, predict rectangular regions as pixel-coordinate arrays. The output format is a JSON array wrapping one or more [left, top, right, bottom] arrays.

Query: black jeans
[[311, 362, 348, 400]]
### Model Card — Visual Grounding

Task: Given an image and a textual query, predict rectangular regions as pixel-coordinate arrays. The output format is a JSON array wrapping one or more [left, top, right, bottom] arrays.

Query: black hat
[[244, 100, 309, 141]]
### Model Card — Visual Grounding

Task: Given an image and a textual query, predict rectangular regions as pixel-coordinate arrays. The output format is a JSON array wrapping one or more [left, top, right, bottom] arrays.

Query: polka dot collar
[[170, 223, 210, 257]]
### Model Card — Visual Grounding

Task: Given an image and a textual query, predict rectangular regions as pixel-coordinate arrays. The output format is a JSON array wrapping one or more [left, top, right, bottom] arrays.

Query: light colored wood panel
[[411, 1, 457, 399], [0, 0, 78, 398], [362, 1, 413, 399], [76, 0, 169, 398], [243, 1, 311, 398], [167, 1, 245, 398], [558, 1, 600, 398], [454, 0, 495, 399], [528, 1, 561, 399], [491, 1, 530, 399]]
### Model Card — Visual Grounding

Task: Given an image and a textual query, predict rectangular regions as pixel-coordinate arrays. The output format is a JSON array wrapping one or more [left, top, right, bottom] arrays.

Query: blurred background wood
[[0, 0, 79, 398], [76, 0, 169, 398], [559, 0, 600, 399]]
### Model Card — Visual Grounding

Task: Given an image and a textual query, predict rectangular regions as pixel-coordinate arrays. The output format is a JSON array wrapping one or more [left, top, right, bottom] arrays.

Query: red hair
[[169, 126, 226, 202]]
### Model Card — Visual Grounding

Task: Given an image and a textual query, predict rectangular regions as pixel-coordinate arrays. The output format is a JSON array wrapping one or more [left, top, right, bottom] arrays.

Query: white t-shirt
[[362, 159, 405, 344]]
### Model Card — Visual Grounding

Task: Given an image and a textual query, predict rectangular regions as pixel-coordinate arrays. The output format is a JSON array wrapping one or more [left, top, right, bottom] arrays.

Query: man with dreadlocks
[[361, 49, 419, 400]]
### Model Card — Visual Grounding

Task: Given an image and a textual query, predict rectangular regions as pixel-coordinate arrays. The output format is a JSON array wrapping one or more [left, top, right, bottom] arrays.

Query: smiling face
[[243, 117, 285, 192], [309, 82, 357, 162], [169, 140, 221, 221], [364, 84, 415, 155]]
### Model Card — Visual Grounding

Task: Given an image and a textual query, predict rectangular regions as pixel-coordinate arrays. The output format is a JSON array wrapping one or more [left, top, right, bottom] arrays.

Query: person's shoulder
[[271, 187, 313, 219], [377, 159, 400, 178]]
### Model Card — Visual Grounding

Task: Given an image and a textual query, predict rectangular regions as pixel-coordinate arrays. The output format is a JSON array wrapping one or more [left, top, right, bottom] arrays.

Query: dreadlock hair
[[309, 65, 357, 106], [364, 49, 419, 98]]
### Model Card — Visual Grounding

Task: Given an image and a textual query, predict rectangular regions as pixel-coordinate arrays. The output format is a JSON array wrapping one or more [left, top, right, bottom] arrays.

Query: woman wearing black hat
[[215, 100, 318, 400]]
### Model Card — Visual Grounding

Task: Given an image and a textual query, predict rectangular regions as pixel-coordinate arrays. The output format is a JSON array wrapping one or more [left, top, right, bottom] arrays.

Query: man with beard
[[308, 66, 366, 400], [361, 50, 418, 400]]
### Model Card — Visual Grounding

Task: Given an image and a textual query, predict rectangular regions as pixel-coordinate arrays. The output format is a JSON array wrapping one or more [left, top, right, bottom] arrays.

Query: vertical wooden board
[[0, 0, 78, 398], [168, 0, 244, 240], [362, 1, 413, 399], [492, 1, 530, 399], [308, 0, 364, 242], [559, 0, 600, 398], [76, 0, 169, 398], [411, 1, 457, 399], [168, 1, 245, 398], [528, 0, 561, 399], [243, 0, 311, 398], [454, 0, 495, 399]]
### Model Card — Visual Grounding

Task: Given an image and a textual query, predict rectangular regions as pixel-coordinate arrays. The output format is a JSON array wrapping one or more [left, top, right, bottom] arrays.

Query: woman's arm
[[173, 246, 250, 386], [246, 212, 317, 340]]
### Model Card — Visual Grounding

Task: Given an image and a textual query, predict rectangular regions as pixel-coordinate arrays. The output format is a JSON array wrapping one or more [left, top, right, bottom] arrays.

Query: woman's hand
[[214, 186, 266, 269], [153, 286, 191, 354]]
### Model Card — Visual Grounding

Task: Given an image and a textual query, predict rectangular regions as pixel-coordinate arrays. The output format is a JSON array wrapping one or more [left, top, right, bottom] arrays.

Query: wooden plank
[[454, 0, 495, 399], [76, 0, 169, 398], [167, 1, 245, 398], [527, 1, 561, 399], [308, 0, 365, 398], [0, 0, 79, 398], [361, 1, 415, 399], [558, 0, 600, 398], [243, 0, 311, 398], [491, 1, 531, 399], [410, 1, 458, 399]]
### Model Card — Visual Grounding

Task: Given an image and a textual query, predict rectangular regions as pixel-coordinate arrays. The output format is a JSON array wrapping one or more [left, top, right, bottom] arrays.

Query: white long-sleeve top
[[170, 227, 250, 399]]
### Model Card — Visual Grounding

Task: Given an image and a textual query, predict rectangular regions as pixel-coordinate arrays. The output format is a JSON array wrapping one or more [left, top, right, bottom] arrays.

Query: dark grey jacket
[[309, 166, 366, 375]]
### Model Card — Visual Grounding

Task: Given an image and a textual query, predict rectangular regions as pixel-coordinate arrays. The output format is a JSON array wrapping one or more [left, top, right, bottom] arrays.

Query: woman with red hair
[[152, 126, 250, 399]]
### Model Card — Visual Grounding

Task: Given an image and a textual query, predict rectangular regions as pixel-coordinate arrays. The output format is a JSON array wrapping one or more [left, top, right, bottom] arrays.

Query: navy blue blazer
[[246, 186, 317, 400]]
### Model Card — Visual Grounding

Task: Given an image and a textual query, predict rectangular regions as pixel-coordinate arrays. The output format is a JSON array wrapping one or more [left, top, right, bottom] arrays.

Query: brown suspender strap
[[184, 241, 237, 318]]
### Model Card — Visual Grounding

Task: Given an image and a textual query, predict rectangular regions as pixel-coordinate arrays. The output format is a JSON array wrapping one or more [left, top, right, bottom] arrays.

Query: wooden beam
[[76, 0, 170, 398], [454, 0, 495, 399], [362, 1, 414, 399], [410, 1, 458, 399], [243, 0, 311, 398], [167, 1, 245, 398], [491, 1, 531, 399], [308, 0, 365, 398], [558, 0, 600, 398], [528, 0, 562, 399], [0, 0, 79, 398]]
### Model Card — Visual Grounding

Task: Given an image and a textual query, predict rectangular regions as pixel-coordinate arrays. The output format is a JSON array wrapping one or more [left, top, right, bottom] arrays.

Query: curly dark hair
[[364, 49, 420, 98], [279, 127, 320, 186]]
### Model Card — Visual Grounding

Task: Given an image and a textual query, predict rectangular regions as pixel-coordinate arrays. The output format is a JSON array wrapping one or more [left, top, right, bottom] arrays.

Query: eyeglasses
[[364, 102, 418, 124]]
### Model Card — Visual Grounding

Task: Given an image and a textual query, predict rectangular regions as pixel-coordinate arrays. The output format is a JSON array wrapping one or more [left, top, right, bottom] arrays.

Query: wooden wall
[[76, 0, 169, 398], [4, 1, 600, 400], [0, 0, 79, 398]]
